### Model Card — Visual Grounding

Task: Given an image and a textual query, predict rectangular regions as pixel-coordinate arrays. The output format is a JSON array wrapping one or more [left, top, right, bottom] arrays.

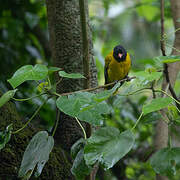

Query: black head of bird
[[113, 45, 127, 62]]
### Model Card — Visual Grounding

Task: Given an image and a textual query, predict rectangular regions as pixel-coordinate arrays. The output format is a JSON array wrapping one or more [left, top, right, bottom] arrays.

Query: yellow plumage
[[104, 45, 131, 87]]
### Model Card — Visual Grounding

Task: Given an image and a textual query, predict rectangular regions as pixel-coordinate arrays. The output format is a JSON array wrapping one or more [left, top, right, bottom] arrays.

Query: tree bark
[[169, 0, 180, 148], [46, 0, 98, 178], [155, 0, 180, 180]]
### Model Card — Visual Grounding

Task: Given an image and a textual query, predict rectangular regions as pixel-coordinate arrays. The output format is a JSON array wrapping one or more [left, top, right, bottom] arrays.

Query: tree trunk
[[155, 0, 180, 180], [170, 0, 180, 148], [46, 0, 97, 177], [0, 1, 97, 179]]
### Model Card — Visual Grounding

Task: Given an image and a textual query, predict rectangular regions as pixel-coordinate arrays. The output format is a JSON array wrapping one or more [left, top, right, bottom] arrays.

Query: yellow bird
[[104, 45, 131, 89]]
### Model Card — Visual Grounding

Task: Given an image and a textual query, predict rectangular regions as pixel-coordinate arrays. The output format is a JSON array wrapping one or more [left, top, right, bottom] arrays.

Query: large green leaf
[[150, 147, 180, 176], [84, 127, 135, 169], [0, 89, 17, 107], [48, 66, 61, 74], [71, 149, 91, 180], [93, 82, 120, 102], [8, 64, 48, 89], [18, 131, 54, 179], [154, 55, 180, 64], [56, 91, 111, 125], [58, 71, 85, 79], [132, 71, 162, 85], [0, 124, 13, 150], [71, 138, 86, 160], [142, 97, 173, 115]]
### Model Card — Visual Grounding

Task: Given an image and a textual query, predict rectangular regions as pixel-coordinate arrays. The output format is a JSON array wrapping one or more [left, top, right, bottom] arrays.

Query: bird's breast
[[108, 57, 131, 82]]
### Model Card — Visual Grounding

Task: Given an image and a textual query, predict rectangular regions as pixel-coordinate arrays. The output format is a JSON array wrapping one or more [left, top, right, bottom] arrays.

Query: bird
[[104, 45, 131, 89]]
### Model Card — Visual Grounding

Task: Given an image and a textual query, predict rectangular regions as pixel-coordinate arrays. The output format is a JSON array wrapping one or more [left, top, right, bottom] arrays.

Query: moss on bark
[[0, 94, 74, 179]]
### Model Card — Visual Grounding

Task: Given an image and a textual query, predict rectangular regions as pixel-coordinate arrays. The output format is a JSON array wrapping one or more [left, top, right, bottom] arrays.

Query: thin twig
[[59, 76, 136, 96]]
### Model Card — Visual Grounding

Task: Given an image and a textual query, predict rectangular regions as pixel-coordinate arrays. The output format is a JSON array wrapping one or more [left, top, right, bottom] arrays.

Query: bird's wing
[[104, 53, 112, 84]]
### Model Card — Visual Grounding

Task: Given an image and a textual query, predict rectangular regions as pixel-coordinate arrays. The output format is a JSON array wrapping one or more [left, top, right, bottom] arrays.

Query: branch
[[59, 76, 136, 96], [160, 0, 180, 110], [160, 0, 166, 56]]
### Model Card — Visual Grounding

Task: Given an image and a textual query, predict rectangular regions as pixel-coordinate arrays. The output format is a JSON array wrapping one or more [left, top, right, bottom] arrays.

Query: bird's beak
[[118, 53, 123, 58]]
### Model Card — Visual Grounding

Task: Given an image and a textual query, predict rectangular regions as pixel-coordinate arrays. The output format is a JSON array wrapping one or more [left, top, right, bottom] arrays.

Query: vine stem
[[12, 93, 46, 102], [117, 87, 151, 96], [12, 99, 48, 134], [132, 112, 143, 130], [52, 110, 60, 137], [155, 89, 180, 105], [75, 117, 87, 139]]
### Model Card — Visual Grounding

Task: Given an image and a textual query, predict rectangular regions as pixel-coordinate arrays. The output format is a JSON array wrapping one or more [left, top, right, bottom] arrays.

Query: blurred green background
[[0, 0, 179, 179]]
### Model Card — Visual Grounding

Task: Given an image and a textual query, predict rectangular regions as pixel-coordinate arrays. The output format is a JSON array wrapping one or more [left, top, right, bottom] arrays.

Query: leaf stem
[[12, 99, 48, 134], [47, 76, 51, 89], [117, 87, 151, 96], [75, 117, 87, 139], [155, 89, 180, 105], [12, 93, 46, 102], [52, 110, 60, 137], [53, 92, 61, 97], [132, 112, 143, 130]]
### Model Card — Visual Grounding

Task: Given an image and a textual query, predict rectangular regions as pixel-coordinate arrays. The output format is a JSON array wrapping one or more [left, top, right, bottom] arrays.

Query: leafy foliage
[[71, 149, 92, 180], [84, 127, 135, 169], [0, 124, 13, 150], [0, 89, 17, 107], [142, 97, 173, 115], [150, 147, 180, 176], [18, 131, 54, 179], [8, 64, 48, 89], [56, 83, 120, 125]]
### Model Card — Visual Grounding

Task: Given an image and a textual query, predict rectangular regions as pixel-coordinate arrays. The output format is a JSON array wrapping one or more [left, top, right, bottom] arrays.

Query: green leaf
[[84, 128, 135, 169], [142, 97, 173, 115], [150, 147, 180, 176], [56, 92, 110, 125], [136, 0, 159, 21], [154, 55, 180, 64], [0, 124, 13, 150], [71, 138, 86, 160], [8, 64, 48, 89], [25, 12, 39, 29], [174, 119, 180, 126], [59, 71, 85, 79], [141, 112, 162, 124], [71, 149, 91, 180], [132, 71, 162, 85], [48, 66, 61, 74], [93, 82, 120, 102], [18, 131, 54, 179], [0, 89, 17, 107]]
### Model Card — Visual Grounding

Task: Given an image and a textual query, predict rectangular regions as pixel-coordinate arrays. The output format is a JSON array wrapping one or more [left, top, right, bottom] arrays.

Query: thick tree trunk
[[46, 0, 97, 178], [170, 0, 180, 148], [155, 0, 180, 180], [46, 0, 97, 150]]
